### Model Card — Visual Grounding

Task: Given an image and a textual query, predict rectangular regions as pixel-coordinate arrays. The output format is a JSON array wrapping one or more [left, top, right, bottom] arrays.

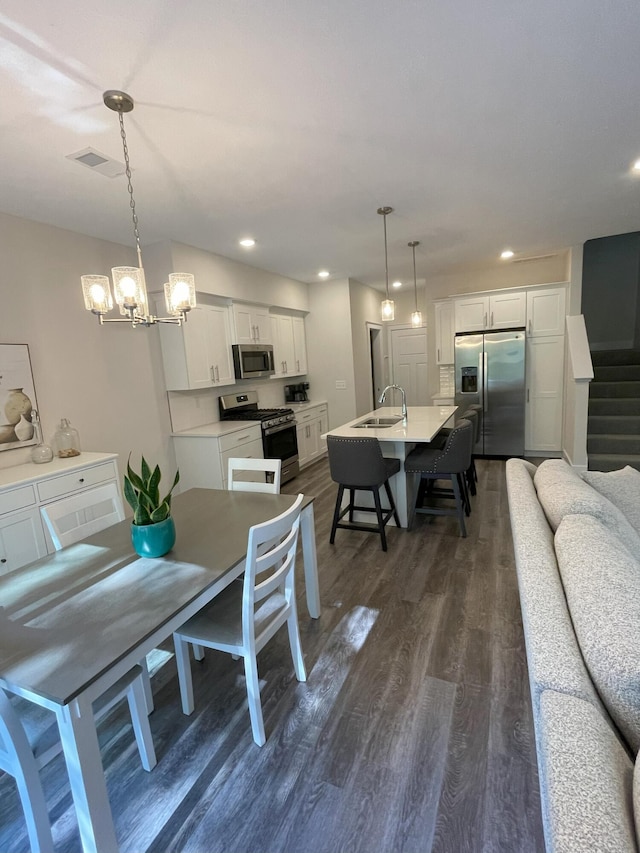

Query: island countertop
[[323, 405, 457, 443]]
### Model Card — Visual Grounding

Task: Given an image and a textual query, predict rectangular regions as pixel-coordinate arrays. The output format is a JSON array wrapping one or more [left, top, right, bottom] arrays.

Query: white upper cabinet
[[232, 303, 272, 344], [158, 301, 234, 391], [292, 316, 308, 374], [454, 291, 526, 332], [526, 286, 567, 337], [271, 313, 307, 377], [434, 301, 454, 364]]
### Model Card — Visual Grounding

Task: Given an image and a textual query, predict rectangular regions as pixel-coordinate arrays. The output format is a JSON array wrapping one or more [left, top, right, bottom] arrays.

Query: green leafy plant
[[123, 454, 180, 526]]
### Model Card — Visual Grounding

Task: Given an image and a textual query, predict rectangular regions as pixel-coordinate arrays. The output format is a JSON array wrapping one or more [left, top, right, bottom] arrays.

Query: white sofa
[[506, 458, 640, 853]]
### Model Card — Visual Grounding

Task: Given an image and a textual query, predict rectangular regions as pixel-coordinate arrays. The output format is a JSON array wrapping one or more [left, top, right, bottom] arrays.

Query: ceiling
[[2, 0, 640, 291]]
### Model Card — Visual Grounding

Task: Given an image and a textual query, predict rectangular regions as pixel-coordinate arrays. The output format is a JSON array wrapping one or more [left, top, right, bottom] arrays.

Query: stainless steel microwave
[[232, 343, 275, 379]]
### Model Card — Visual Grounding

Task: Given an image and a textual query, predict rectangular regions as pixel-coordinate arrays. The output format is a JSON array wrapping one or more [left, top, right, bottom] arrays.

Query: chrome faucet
[[379, 384, 407, 423]]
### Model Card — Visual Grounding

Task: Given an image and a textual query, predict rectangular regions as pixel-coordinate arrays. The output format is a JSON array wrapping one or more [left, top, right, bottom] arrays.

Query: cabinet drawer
[[219, 426, 262, 453], [37, 462, 117, 502], [0, 485, 37, 516]]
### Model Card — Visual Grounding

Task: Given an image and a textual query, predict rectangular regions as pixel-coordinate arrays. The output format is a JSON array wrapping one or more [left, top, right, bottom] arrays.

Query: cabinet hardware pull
[[437, 348, 440, 361], [79, 478, 85, 483], [484, 313, 487, 328], [210, 365, 215, 381], [491, 312, 494, 327], [528, 320, 532, 335], [0, 558, 6, 564], [215, 365, 219, 382], [527, 389, 530, 403]]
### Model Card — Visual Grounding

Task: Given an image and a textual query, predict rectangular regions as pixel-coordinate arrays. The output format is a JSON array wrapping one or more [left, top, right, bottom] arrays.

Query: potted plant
[[124, 454, 180, 557]]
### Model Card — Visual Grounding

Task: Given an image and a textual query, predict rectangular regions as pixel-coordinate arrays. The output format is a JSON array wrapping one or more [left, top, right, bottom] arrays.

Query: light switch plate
[[335, 380, 347, 390]]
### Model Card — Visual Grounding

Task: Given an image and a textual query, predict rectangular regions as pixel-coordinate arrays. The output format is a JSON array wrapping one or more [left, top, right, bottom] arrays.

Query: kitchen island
[[324, 405, 457, 528]]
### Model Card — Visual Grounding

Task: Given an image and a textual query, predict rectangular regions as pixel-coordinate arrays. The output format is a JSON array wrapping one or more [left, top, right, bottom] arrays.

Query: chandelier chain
[[118, 110, 141, 253]]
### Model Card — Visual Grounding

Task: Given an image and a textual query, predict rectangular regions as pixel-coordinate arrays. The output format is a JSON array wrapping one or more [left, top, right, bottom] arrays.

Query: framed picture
[[0, 344, 40, 451]]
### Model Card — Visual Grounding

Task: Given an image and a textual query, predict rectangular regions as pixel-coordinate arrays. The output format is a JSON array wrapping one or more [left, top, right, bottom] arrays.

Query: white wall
[[305, 279, 357, 428], [145, 241, 309, 312], [348, 279, 390, 416], [0, 211, 173, 484]]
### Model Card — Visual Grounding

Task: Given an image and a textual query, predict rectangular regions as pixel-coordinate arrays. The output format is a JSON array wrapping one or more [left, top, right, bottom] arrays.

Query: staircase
[[587, 350, 640, 471]]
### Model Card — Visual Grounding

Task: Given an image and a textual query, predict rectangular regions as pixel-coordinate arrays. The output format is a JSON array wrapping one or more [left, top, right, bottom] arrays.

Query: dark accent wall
[[582, 232, 640, 351]]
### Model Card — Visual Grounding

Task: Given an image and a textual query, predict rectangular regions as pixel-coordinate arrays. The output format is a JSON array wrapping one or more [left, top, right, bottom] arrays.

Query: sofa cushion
[[534, 459, 640, 555], [538, 690, 636, 853], [555, 513, 640, 753], [505, 459, 601, 708], [582, 466, 640, 536]]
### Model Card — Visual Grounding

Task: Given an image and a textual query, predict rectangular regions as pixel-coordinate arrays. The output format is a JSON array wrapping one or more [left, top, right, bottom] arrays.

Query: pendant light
[[408, 240, 423, 327], [377, 206, 395, 321], [81, 90, 196, 327]]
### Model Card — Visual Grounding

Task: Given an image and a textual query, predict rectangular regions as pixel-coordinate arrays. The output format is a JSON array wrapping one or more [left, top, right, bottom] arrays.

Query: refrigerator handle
[[483, 352, 488, 412]]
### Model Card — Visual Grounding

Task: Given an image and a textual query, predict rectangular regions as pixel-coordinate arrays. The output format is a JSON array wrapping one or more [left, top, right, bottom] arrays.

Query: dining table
[[0, 487, 319, 853]]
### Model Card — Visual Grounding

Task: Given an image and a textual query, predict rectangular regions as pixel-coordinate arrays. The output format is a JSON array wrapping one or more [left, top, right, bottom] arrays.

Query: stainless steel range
[[218, 391, 299, 483]]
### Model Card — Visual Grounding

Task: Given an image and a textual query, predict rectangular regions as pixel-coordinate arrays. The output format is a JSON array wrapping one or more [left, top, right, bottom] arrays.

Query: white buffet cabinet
[[172, 422, 264, 491], [0, 453, 122, 575]]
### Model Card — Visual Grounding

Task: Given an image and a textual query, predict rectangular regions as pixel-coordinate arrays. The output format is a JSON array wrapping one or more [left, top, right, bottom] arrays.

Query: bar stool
[[404, 418, 474, 537], [327, 436, 401, 552], [466, 403, 483, 491]]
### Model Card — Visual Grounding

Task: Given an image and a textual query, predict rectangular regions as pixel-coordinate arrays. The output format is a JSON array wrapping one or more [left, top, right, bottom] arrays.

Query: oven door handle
[[263, 420, 297, 437]]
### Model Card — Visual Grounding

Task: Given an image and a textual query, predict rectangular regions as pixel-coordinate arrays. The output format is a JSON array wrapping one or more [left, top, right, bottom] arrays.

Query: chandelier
[[377, 206, 395, 321], [81, 90, 196, 327], [408, 240, 423, 327]]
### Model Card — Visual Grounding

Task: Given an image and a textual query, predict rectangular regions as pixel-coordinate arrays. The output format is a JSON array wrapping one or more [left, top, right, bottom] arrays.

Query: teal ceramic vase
[[131, 517, 176, 558]]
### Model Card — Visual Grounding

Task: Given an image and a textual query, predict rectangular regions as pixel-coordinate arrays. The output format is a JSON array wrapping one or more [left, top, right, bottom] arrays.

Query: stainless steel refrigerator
[[454, 328, 526, 456]]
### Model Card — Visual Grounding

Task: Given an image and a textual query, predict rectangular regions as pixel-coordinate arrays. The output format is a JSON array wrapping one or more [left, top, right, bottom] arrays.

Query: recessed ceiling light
[[392, 280, 402, 288], [633, 160, 640, 173], [318, 270, 330, 278], [500, 249, 515, 260], [239, 238, 256, 248]]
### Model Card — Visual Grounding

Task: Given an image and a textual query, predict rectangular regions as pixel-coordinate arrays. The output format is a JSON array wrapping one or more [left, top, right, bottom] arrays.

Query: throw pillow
[[534, 459, 640, 555], [555, 513, 640, 753], [582, 466, 640, 537]]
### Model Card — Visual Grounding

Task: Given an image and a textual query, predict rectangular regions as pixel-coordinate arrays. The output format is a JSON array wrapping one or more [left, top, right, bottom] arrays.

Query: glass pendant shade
[[164, 273, 196, 316], [411, 310, 423, 327], [81, 275, 114, 314], [112, 266, 148, 314], [381, 299, 395, 321]]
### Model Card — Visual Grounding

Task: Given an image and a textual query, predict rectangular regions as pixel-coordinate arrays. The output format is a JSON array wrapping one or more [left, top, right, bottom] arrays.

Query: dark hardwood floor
[[0, 458, 545, 852]]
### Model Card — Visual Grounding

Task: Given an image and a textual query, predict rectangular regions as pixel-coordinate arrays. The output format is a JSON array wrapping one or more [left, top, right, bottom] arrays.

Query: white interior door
[[390, 327, 429, 405]]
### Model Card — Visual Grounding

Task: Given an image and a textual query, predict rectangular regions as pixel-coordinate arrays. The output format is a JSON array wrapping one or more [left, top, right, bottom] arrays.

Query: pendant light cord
[[412, 242, 418, 311], [383, 213, 390, 299], [118, 109, 143, 268]]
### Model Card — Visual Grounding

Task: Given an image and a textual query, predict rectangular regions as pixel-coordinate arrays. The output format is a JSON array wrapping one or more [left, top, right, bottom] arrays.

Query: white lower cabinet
[[525, 335, 565, 452], [0, 453, 122, 574], [172, 424, 264, 491], [296, 404, 328, 469]]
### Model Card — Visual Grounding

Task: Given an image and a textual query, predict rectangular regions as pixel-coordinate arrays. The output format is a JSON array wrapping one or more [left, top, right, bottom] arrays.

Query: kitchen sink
[[353, 416, 402, 428]]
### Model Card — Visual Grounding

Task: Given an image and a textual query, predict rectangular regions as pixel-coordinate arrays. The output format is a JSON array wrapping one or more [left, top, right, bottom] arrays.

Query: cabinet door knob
[[79, 478, 85, 483], [0, 558, 6, 564]]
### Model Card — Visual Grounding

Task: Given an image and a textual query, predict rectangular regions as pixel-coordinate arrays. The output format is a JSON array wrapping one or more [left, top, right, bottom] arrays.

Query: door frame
[[367, 322, 386, 410]]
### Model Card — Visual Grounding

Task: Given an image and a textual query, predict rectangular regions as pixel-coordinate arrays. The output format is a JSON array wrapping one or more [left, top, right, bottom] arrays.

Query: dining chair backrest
[[40, 481, 125, 550], [243, 493, 304, 630], [227, 457, 282, 494]]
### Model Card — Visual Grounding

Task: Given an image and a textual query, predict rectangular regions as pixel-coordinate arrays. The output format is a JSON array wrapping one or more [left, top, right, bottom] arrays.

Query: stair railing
[[563, 314, 594, 470]]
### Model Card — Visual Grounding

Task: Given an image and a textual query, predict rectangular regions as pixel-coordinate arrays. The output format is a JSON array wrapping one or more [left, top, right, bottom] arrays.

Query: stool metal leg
[[384, 481, 401, 528], [330, 484, 345, 544]]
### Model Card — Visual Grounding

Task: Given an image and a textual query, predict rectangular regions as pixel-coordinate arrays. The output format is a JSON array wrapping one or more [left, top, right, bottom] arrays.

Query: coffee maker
[[284, 382, 310, 403]]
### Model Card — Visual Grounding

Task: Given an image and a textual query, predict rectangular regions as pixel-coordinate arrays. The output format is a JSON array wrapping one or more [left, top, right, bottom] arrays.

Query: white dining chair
[[174, 493, 306, 746], [227, 457, 282, 494], [40, 495, 157, 736], [0, 664, 155, 853], [40, 482, 125, 550]]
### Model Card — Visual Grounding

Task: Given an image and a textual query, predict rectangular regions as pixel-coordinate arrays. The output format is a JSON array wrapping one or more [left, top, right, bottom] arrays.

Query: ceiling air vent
[[66, 147, 126, 178], [512, 253, 558, 264]]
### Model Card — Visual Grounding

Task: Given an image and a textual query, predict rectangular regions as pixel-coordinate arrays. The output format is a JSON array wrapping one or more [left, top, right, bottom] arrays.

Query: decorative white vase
[[14, 413, 34, 442]]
